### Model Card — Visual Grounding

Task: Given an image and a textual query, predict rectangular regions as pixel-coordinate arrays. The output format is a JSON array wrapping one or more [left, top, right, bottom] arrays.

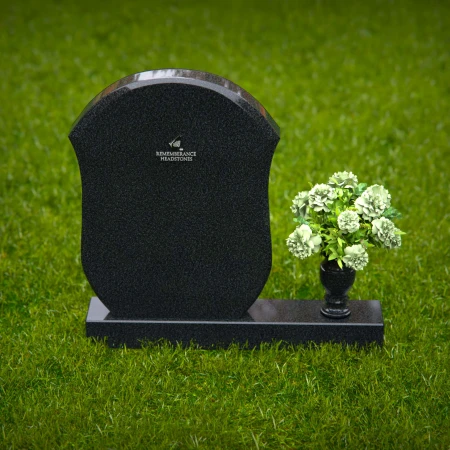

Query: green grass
[[1, 0, 449, 448]]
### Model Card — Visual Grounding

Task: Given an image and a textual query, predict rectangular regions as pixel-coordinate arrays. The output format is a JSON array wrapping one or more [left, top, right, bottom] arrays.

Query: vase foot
[[320, 306, 351, 319]]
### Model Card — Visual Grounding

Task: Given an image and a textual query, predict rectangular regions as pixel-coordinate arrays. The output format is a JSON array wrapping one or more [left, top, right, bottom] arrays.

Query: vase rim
[[320, 260, 355, 273]]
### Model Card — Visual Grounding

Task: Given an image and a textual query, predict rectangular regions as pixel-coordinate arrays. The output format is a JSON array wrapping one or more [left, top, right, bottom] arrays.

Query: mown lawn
[[1, 0, 449, 448]]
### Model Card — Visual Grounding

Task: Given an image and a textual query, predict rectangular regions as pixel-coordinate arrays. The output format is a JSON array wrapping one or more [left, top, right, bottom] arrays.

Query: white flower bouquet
[[287, 171, 405, 271]]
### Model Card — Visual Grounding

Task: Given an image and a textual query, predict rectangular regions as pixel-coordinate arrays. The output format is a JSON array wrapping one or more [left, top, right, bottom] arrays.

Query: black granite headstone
[[70, 69, 383, 348], [70, 69, 280, 321]]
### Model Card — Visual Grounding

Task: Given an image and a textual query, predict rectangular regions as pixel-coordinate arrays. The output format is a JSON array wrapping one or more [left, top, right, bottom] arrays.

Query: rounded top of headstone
[[70, 69, 280, 137]]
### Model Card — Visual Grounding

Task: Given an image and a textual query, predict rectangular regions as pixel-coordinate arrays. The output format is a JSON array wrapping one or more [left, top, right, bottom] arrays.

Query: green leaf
[[382, 207, 403, 220], [337, 237, 345, 247], [294, 216, 310, 225], [354, 183, 368, 196], [328, 254, 338, 261], [337, 259, 343, 269]]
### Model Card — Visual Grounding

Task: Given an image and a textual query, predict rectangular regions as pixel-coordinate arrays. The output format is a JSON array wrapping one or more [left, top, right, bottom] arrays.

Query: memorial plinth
[[86, 297, 384, 348]]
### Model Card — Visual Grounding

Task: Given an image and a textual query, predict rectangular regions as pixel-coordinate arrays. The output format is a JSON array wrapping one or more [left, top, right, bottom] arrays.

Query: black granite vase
[[320, 259, 355, 319]]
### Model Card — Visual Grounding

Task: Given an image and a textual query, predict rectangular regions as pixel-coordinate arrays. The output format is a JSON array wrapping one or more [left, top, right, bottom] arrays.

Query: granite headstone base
[[86, 297, 384, 348]]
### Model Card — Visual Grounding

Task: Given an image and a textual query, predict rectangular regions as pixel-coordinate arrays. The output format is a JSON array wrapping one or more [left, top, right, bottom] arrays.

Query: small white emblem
[[169, 135, 183, 150]]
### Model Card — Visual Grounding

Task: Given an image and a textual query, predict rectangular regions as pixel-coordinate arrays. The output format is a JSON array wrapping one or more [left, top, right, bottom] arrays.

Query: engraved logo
[[156, 135, 196, 162], [169, 135, 183, 150]]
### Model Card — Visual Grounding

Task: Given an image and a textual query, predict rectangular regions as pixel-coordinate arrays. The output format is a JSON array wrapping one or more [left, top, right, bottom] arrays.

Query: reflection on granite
[[71, 69, 279, 135], [248, 299, 383, 324], [249, 299, 303, 322]]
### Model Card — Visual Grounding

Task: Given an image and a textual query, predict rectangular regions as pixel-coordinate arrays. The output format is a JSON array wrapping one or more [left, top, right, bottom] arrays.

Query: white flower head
[[291, 191, 309, 218], [372, 217, 402, 248], [308, 183, 337, 212], [328, 171, 358, 189], [286, 224, 322, 260], [342, 244, 369, 271], [355, 184, 391, 221], [338, 210, 360, 234]]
